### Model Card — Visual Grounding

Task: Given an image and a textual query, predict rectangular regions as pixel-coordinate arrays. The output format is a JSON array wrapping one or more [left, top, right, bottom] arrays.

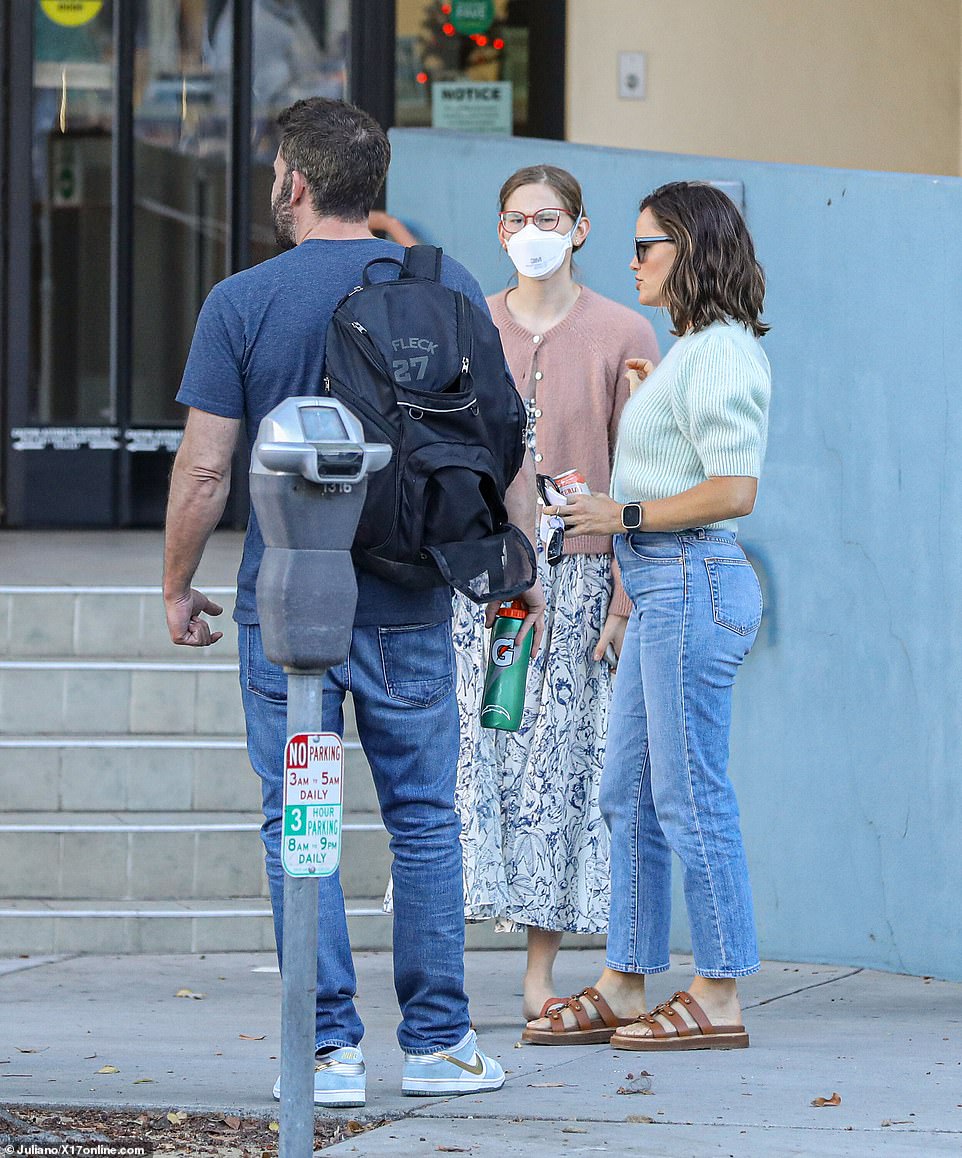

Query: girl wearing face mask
[[453, 165, 660, 1022]]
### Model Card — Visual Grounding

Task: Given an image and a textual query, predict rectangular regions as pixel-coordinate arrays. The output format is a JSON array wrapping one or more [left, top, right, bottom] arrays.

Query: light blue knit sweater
[[610, 320, 771, 531]]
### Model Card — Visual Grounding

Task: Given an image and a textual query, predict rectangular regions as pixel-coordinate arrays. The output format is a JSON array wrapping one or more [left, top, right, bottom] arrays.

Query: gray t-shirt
[[176, 237, 490, 626]]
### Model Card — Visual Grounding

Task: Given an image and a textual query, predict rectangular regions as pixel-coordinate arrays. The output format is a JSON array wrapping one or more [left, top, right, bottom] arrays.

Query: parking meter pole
[[249, 398, 391, 1158], [279, 674, 324, 1158]]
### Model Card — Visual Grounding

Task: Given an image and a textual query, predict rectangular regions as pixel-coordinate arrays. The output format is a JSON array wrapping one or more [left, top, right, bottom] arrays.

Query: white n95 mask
[[505, 214, 582, 280]]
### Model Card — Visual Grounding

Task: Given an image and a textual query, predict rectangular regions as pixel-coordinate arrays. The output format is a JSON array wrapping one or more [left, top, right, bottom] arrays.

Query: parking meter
[[251, 397, 391, 670], [250, 397, 390, 1158]]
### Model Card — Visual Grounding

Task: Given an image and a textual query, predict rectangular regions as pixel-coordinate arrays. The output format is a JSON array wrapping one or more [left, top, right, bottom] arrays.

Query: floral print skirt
[[454, 548, 614, 934]]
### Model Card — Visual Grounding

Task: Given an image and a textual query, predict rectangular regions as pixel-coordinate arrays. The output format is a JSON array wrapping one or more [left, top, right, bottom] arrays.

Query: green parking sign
[[452, 0, 494, 36]]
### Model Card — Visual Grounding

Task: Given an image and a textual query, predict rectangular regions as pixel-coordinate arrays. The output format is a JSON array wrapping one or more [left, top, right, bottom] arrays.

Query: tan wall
[[566, 0, 962, 176]]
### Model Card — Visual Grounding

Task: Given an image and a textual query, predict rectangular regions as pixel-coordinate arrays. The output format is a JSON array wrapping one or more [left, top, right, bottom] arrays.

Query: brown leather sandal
[[610, 990, 749, 1051], [522, 987, 638, 1045]]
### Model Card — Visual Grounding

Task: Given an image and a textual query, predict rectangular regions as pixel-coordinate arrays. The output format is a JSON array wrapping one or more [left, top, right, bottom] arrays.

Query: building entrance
[[1, 1, 559, 527]]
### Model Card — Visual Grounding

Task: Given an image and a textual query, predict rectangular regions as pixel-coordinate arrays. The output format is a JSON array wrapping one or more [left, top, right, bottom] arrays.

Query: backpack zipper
[[397, 397, 478, 415]]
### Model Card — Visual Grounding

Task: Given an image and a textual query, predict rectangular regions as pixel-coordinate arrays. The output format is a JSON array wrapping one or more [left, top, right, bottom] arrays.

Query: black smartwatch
[[621, 503, 644, 531]]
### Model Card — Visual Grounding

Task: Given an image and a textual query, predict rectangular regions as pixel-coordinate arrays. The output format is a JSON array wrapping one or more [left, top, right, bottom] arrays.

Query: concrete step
[[0, 660, 364, 738], [0, 585, 239, 660], [0, 812, 390, 901], [0, 899, 584, 955], [0, 658, 246, 736], [0, 736, 380, 814]]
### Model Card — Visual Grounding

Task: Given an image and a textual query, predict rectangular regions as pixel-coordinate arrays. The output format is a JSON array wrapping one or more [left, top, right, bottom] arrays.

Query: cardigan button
[[534, 408, 543, 418], [534, 453, 543, 463], [532, 334, 542, 343], [534, 371, 543, 380]]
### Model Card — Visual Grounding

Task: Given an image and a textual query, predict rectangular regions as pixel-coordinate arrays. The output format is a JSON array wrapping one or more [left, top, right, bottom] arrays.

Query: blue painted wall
[[387, 129, 962, 981]]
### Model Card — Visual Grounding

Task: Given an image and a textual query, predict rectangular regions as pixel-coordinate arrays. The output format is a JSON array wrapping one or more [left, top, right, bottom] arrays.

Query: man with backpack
[[162, 97, 544, 1107]]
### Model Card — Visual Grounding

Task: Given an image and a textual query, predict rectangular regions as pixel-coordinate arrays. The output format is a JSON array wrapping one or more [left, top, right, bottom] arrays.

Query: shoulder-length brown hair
[[640, 182, 769, 337]]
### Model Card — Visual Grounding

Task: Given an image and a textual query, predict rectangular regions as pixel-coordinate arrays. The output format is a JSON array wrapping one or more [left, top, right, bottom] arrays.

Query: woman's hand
[[544, 492, 624, 537], [594, 611, 628, 667], [625, 357, 655, 395]]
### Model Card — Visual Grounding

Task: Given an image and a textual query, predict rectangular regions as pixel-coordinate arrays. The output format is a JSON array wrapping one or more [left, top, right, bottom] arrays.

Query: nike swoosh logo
[[436, 1051, 485, 1076]]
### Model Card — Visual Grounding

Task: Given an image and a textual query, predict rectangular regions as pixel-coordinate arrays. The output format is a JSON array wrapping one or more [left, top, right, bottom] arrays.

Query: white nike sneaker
[[272, 1046, 366, 1107], [401, 1029, 505, 1096]]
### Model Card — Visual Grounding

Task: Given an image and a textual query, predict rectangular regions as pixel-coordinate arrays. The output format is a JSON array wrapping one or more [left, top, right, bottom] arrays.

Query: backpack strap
[[401, 244, 443, 282]]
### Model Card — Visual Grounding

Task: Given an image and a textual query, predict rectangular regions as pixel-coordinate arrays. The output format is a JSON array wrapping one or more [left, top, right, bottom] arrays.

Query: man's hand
[[166, 587, 224, 647], [594, 611, 628, 667], [485, 577, 546, 659], [162, 408, 238, 651]]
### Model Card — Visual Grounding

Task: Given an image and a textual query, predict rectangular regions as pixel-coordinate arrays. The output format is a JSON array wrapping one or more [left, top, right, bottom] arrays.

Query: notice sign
[[282, 733, 343, 878], [432, 81, 512, 135]]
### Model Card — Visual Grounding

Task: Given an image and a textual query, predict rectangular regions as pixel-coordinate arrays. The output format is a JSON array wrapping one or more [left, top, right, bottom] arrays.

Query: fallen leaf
[[132, 1078, 154, 1085], [528, 1082, 566, 1088], [174, 989, 206, 1000], [346, 1120, 365, 1134], [167, 1111, 188, 1126], [96, 1065, 120, 1074], [811, 1092, 842, 1107], [562, 1126, 588, 1134], [15, 1046, 49, 1054], [84, 1054, 97, 1060], [223, 1115, 241, 1129], [239, 1033, 266, 1041], [268, 1121, 279, 1133], [513, 1041, 524, 1048]]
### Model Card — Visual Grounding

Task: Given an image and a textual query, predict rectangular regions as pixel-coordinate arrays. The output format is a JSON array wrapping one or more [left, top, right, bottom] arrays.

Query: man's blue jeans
[[600, 529, 761, 979], [238, 619, 470, 1054]]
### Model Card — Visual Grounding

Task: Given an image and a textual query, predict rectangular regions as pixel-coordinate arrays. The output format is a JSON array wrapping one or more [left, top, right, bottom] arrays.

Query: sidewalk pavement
[[1, 948, 959, 1156]]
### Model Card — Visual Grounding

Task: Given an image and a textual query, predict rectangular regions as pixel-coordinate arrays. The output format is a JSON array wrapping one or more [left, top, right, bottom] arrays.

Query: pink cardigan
[[488, 285, 660, 618]]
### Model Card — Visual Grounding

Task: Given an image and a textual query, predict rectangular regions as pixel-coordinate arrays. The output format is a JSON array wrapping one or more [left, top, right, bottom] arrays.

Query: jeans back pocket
[[378, 621, 454, 707], [243, 624, 288, 702], [704, 558, 763, 636]]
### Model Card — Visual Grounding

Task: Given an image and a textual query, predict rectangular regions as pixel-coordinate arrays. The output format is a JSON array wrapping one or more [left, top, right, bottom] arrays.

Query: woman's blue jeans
[[238, 620, 470, 1054], [600, 529, 761, 978]]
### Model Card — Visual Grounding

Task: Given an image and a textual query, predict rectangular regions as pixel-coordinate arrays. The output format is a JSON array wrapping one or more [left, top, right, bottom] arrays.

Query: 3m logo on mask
[[392, 336, 438, 383]]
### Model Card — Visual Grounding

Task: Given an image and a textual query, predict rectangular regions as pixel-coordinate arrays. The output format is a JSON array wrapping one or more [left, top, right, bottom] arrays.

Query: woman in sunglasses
[[526, 181, 771, 1051], [453, 164, 659, 1023]]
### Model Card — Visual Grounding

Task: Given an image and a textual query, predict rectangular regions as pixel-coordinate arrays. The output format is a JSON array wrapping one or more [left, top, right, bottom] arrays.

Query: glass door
[[9, 0, 117, 523], [2, 0, 398, 527]]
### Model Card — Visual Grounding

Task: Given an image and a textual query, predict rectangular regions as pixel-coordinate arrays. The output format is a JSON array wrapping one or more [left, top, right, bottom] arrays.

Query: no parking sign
[[281, 733, 343, 877]]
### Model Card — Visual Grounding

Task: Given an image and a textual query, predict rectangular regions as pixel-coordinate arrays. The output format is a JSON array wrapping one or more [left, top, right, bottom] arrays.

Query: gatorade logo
[[492, 640, 515, 667]]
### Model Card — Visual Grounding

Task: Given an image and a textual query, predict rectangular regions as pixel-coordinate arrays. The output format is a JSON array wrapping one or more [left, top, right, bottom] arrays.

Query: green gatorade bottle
[[480, 600, 532, 732]]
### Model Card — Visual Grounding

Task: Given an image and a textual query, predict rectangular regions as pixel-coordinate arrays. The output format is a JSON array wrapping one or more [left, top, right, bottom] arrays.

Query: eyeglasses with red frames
[[634, 234, 675, 263], [499, 208, 576, 234]]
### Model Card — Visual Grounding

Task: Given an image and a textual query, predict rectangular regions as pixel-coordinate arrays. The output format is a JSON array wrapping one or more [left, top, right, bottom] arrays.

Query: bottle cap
[[496, 600, 527, 620]]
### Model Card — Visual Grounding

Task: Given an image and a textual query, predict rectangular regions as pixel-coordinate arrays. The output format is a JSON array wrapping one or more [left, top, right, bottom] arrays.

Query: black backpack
[[322, 245, 537, 603]]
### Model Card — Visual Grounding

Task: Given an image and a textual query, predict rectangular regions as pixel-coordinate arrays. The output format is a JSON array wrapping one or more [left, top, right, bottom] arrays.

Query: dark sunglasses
[[536, 473, 565, 566], [634, 234, 674, 263]]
